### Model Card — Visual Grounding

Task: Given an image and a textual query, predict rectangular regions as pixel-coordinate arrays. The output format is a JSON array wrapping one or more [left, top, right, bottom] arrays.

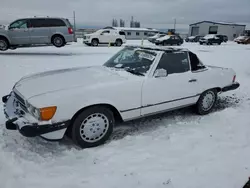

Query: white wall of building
[[188, 22, 246, 40], [124, 30, 156, 40]]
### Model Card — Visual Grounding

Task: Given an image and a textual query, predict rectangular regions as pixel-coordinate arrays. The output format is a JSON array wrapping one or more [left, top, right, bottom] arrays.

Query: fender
[[0, 33, 11, 44]]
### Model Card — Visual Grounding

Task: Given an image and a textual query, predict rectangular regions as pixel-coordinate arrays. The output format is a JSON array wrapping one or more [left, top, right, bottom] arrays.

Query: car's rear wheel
[[195, 89, 217, 115], [52, 35, 65, 48], [0, 37, 9, 51], [71, 106, 114, 148], [91, 39, 99, 46]]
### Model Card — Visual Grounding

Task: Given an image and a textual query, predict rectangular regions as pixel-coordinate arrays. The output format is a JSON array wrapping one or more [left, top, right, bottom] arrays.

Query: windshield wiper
[[124, 68, 144, 76]]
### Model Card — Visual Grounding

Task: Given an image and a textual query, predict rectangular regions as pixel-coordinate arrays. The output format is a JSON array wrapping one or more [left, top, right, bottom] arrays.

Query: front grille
[[14, 92, 27, 112]]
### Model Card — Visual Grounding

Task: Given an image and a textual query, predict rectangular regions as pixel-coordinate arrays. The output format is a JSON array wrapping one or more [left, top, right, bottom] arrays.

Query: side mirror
[[154, 69, 167, 78]]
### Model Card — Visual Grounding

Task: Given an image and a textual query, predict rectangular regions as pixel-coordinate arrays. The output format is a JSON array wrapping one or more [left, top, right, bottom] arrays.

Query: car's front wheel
[[71, 106, 114, 148], [195, 89, 217, 115], [0, 37, 9, 51], [91, 39, 99, 46], [115, 39, 122, 46]]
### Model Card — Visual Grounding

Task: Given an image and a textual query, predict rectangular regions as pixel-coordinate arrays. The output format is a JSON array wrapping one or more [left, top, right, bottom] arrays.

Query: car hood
[[14, 66, 134, 99]]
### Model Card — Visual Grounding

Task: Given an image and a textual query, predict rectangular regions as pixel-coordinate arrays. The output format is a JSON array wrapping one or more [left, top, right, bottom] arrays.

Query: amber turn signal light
[[40, 106, 57, 121]]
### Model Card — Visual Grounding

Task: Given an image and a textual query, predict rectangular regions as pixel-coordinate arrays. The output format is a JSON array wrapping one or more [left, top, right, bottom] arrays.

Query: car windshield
[[103, 47, 157, 76]]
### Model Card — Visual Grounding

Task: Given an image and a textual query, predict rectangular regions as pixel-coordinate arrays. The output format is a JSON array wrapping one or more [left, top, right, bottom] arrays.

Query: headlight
[[26, 102, 40, 119]]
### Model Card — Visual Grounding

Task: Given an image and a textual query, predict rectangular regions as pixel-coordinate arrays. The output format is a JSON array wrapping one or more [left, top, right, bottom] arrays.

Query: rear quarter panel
[[50, 27, 74, 42], [193, 66, 235, 94]]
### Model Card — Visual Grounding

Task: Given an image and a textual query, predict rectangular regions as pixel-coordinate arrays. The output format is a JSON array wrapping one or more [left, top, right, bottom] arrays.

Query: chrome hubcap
[[117, 41, 121, 46], [202, 91, 215, 111], [0, 40, 7, 50], [80, 113, 109, 143], [54, 38, 62, 46]]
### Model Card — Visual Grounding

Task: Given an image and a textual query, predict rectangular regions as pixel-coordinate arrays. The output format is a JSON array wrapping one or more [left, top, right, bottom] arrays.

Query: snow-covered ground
[[1, 39, 250, 188]]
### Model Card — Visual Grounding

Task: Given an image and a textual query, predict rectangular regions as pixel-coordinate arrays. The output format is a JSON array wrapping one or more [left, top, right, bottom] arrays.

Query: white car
[[3, 45, 240, 148], [83, 29, 126, 46]]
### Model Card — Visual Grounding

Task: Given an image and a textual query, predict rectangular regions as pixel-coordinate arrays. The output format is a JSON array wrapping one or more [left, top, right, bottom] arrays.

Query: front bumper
[[222, 82, 240, 92], [3, 93, 70, 138]]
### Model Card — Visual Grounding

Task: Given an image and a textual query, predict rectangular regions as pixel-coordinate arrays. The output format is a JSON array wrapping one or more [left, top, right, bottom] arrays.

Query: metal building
[[188, 21, 246, 40]]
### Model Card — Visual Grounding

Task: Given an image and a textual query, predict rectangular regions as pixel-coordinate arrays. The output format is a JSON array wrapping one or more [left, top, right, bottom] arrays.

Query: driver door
[[8, 19, 31, 45], [141, 51, 199, 116]]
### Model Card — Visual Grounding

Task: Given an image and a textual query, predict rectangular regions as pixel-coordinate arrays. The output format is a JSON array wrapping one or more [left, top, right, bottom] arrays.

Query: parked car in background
[[148, 33, 166, 43], [185, 35, 204, 42], [234, 36, 247, 42], [199, 34, 222, 45], [155, 35, 183, 46], [83, 29, 126, 46], [0, 17, 76, 51], [235, 36, 250, 44], [3, 45, 239, 149], [216, 34, 228, 42]]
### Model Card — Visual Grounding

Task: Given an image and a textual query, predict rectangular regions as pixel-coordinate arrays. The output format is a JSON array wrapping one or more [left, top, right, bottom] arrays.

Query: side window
[[188, 52, 206, 71], [101, 30, 110, 35], [156, 52, 190, 75], [9, 19, 29, 29], [30, 19, 48, 28], [47, 19, 66, 27], [119, 31, 126, 36]]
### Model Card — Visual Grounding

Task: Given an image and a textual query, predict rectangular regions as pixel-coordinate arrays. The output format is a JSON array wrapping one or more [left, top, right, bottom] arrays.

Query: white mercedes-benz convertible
[[3, 45, 240, 148]]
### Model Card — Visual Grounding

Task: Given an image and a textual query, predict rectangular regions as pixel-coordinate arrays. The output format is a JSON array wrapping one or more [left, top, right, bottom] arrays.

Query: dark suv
[[216, 35, 228, 42], [155, 35, 183, 46], [199, 34, 222, 45]]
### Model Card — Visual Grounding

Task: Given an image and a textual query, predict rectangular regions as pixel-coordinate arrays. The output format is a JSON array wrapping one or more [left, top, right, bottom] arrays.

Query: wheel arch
[[91, 38, 99, 42], [0, 35, 10, 44], [51, 33, 65, 43], [211, 87, 222, 93], [199, 87, 222, 96], [66, 103, 123, 136]]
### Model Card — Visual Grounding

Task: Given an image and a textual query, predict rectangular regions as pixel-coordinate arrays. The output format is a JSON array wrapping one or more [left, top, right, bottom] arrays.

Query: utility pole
[[73, 11, 76, 30], [73, 11, 76, 41], [174, 18, 176, 32]]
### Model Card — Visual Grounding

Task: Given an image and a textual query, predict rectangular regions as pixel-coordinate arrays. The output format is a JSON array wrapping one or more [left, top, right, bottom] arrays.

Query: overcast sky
[[0, 0, 249, 30]]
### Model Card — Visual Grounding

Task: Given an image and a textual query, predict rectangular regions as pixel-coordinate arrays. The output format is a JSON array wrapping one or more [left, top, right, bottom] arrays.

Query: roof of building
[[104, 26, 159, 32], [123, 45, 188, 52], [189, 21, 246, 27]]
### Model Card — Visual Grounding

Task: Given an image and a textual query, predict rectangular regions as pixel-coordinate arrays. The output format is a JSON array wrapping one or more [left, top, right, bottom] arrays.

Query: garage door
[[191, 27, 199, 36]]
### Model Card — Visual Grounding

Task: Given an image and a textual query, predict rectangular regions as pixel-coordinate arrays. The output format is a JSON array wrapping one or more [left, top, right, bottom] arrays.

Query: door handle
[[189, 79, 197, 82]]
